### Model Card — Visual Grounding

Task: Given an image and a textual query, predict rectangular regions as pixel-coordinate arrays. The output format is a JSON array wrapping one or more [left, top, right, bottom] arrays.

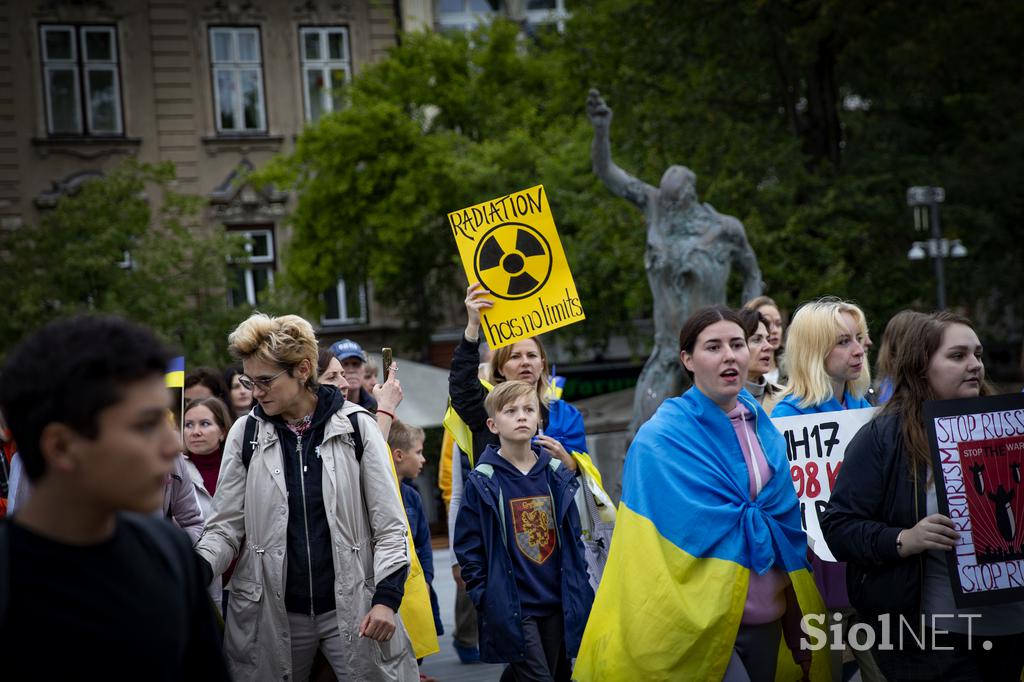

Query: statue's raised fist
[[586, 88, 612, 128]]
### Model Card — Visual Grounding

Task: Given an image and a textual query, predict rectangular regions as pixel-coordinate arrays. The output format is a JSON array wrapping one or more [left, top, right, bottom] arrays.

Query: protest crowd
[[1, 279, 1023, 682]]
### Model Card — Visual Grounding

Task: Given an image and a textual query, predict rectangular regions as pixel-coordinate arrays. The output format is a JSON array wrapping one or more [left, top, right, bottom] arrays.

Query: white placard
[[771, 407, 877, 561]]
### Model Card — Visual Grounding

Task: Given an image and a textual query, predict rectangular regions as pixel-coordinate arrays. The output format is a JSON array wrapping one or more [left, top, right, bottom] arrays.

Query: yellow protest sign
[[448, 185, 585, 349]]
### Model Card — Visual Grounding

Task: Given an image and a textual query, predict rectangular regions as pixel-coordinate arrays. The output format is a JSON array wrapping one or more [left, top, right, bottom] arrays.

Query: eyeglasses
[[237, 368, 290, 392]]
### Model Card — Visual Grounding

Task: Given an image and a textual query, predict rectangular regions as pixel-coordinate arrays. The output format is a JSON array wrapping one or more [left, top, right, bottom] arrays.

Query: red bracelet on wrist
[[377, 408, 395, 419]]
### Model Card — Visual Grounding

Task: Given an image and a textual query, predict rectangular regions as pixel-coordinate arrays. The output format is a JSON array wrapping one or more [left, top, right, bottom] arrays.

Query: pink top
[[728, 402, 791, 625]]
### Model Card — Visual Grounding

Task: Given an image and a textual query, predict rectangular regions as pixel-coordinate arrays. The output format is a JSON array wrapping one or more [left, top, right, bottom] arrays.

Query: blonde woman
[[195, 313, 416, 681], [772, 298, 872, 417], [770, 297, 882, 682]]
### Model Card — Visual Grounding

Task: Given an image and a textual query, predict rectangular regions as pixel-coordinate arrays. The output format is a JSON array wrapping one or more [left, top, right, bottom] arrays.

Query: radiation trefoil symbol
[[473, 222, 553, 301]]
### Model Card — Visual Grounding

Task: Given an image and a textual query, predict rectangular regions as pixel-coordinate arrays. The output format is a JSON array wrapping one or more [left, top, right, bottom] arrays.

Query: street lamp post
[[906, 185, 967, 309]]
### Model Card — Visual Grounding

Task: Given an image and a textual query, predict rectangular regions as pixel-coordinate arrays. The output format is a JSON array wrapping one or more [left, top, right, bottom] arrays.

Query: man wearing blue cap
[[330, 339, 378, 412]]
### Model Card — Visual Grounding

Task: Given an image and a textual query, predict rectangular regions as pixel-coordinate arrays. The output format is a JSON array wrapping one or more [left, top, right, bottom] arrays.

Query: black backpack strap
[[348, 412, 363, 463], [242, 411, 362, 466], [241, 415, 258, 470]]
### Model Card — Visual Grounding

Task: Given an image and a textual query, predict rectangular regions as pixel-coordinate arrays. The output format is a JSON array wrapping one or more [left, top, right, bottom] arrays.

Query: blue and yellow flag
[[444, 378, 614, 512], [574, 388, 828, 681], [545, 374, 566, 401], [165, 356, 185, 388]]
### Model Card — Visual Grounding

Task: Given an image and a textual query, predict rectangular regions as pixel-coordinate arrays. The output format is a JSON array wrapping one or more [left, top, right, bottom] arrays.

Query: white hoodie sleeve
[[447, 442, 465, 568]]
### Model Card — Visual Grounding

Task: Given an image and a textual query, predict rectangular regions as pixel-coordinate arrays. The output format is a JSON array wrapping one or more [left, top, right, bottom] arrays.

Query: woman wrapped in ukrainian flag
[[575, 306, 829, 682]]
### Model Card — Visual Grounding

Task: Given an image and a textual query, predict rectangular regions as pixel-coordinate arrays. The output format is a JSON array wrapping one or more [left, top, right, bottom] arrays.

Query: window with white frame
[[435, 0, 569, 32], [435, 0, 498, 31], [209, 27, 266, 134], [40, 25, 123, 136], [299, 27, 352, 123], [525, 0, 570, 30], [322, 278, 366, 325], [228, 227, 275, 306]]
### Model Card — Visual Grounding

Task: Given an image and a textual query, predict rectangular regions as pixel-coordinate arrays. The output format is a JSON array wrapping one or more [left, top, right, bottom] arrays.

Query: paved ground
[[419, 547, 504, 682]]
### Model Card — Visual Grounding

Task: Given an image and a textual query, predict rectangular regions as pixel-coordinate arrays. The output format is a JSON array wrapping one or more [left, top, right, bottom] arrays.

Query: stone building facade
[[1, 0, 401, 340], [0, 0, 572, 355]]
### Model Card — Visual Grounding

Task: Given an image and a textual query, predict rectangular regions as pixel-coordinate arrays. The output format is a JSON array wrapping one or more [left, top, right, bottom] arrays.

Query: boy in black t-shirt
[[0, 316, 228, 680], [454, 380, 593, 682]]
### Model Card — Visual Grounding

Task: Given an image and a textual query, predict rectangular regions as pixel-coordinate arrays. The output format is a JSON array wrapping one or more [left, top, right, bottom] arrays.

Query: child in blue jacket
[[387, 420, 444, 640], [454, 380, 594, 681]]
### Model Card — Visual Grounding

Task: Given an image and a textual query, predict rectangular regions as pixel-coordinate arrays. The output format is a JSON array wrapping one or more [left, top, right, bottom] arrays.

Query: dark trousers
[[499, 612, 570, 682], [722, 620, 782, 682], [871, 627, 1024, 681]]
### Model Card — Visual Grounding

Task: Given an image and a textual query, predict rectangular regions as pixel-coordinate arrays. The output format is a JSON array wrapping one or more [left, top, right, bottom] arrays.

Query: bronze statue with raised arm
[[586, 88, 763, 440]]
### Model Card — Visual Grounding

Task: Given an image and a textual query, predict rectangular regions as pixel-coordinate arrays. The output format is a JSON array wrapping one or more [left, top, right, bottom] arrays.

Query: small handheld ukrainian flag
[[545, 372, 566, 401], [165, 356, 185, 388]]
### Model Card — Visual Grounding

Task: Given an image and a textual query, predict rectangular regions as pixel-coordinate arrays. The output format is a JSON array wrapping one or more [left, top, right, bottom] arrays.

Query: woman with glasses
[[195, 313, 417, 681], [744, 295, 786, 384], [737, 308, 783, 409]]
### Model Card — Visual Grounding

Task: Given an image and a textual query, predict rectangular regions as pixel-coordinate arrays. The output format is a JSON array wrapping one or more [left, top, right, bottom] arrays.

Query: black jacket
[[448, 335, 549, 466], [257, 385, 406, 615], [259, 385, 344, 615], [820, 412, 928, 617]]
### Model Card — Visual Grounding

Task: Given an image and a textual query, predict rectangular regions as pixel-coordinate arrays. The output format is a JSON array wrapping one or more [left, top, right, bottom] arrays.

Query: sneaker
[[453, 641, 480, 664]]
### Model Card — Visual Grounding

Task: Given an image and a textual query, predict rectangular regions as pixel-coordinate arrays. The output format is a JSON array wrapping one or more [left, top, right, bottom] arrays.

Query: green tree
[[564, 0, 1024, 344], [255, 22, 650, 354], [262, 2, 1023, 361], [0, 160, 248, 365]]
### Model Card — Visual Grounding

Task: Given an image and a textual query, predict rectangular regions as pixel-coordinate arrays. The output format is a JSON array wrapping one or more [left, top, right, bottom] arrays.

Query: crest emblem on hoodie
[[510, 495, 556, 564]]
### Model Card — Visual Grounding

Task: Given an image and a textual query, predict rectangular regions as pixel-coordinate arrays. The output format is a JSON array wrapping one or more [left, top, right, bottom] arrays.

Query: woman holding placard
[[447, 283, 615, 594], [770, 297, 882, 682], [771, 297, 872, 419], [449, 283, 581, 470], [822, 311, 1024, 680]]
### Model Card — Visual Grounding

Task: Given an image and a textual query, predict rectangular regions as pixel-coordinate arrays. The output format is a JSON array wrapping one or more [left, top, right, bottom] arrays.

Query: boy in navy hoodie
[[454, 380, 593, 682]]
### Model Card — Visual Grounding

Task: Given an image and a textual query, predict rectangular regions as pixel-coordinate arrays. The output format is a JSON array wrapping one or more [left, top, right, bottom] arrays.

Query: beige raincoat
[[196, 403, 417, 681]]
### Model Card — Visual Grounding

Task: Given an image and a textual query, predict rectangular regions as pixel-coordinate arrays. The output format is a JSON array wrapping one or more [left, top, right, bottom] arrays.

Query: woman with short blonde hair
[[228, 313, 319, 391], [196, 312, 417, 681]]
